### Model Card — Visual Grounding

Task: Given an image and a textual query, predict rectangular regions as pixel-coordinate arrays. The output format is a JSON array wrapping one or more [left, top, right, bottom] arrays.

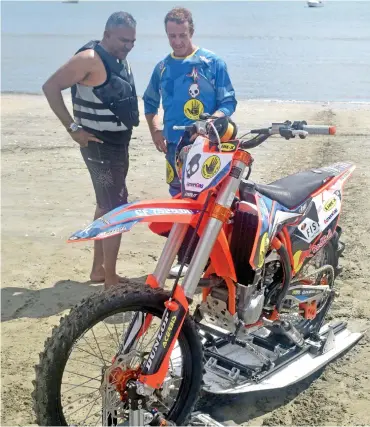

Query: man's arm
[[143, 65, 167, 153], [213, 58, 237, 118], [42, 50, 102, 146]]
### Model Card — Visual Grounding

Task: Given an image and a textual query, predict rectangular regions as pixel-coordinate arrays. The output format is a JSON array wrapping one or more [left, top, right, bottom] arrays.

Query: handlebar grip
[[302, 125, 336, 135], [173, 125, 195, 132]]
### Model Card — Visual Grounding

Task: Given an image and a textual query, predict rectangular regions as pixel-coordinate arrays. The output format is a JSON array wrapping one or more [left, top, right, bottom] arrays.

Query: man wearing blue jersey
[[143, 7, 237, 276]]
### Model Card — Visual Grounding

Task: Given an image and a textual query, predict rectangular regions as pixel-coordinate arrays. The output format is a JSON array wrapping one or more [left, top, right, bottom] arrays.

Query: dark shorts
[[81, 138, 130, 211]]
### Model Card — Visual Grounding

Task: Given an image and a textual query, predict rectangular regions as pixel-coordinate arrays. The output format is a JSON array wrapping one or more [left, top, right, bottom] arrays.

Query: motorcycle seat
[[240, 169, 336, 209]]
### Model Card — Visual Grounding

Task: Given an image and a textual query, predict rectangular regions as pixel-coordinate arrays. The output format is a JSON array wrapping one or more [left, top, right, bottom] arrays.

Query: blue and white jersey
[[143, 47, 237, 145]]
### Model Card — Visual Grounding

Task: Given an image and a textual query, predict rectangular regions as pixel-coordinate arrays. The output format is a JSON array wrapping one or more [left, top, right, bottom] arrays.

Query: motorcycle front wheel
[[33, 282, 203, 426]]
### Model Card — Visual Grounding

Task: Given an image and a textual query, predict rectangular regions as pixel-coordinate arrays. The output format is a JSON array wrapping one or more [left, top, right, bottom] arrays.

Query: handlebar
[[270, 121, 335, 136], [240, 120, 336, 149], [173, 119, 336, 151], [301, 124, 336, 135]]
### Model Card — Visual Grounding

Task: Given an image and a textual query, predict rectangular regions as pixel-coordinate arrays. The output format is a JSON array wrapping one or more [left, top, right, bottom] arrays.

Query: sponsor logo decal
[[324, 208, 338, 224], [229, 166, 241, 178], [163, 316, 177, 349], [188, 182, 204, 189], [135, 208, 193, 216], [186, 154, 201, 178], [221, 143, 237, 152], [298, 218, 321, 243], [201, 155, 221, 179], [324, 197, 336, 212], [258, 232, 270, 268], [308, 229, 333, 257], [183, 191, 198, 198], [145, 311, 170, 370]]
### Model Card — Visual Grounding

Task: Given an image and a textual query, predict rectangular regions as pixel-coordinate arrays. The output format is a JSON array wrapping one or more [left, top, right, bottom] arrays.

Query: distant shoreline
[[2, 91, 370, 107]]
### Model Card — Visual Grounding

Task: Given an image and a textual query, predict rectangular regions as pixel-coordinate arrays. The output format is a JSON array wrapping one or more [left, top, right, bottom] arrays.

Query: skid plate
[[202, 323, 363, 394]]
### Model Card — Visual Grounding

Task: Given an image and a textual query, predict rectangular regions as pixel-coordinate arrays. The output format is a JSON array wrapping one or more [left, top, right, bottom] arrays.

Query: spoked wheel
[[33, 282, 203, 426], [283, 239, 339, 336]]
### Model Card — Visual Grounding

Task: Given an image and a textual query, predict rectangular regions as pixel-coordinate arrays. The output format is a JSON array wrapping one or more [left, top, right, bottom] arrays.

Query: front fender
[[68, 199, 202, 242]]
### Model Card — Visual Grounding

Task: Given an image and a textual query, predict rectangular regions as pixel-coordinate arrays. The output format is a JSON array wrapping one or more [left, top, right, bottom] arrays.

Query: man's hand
[[70, 128, 103, 148], [152, 129, 167, 153]]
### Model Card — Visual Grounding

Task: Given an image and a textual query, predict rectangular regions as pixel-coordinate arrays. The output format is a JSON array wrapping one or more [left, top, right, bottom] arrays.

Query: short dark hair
[[105, 11, 136, 31], [164, 7, 194, 36]]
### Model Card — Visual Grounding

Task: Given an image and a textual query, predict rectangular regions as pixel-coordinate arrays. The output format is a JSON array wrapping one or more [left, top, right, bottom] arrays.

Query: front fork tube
[[182, 158, 247, 299], [127, 293, 188, 426], [152, 223, 189, 287], [139, 285, 188, 388], [127, 157, 248, 425], [120, 223, 189, 355], [138, 158, 247, 384]]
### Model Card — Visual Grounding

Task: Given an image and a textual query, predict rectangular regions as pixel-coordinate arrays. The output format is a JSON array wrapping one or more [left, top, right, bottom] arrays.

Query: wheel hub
[[109, 366, 141, 400]]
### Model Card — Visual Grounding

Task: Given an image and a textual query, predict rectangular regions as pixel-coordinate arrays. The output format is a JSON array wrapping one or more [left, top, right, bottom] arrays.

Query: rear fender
[[68, 199, 202, 242], [290, 164, 355, 273], [311, 163, 356, 197]]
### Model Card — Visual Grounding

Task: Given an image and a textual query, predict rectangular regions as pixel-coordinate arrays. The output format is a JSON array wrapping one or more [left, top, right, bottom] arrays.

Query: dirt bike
[[33, 117, 363, 426]]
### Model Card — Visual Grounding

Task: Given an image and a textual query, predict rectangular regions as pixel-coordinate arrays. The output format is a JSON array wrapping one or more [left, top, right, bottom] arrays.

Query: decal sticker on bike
[[258, 232, 269, 268], [324, 197, 336, 212], [202, 155, 221, 179], [183, 190, 198, 199], [221, 142, 238, 152], [297, 200, 309, 214], [181, 137, 234, 199], [317, 191, 341, 227], [145, 310, 170, 371], [186, 153, 201, 178], [324, 208, 338, 224], [320, 162, 353, 174], [293, 250, 305, 272], [229, 166, 242, 179], [187, 182, 204, 189], [296, 218, 321, 243], [135, 208, 194, 216], [308, 229, 333, 257]]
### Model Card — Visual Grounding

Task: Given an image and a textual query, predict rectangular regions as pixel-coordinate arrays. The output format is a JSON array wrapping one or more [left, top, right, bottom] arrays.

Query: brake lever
[[279, 127, 308, 140]]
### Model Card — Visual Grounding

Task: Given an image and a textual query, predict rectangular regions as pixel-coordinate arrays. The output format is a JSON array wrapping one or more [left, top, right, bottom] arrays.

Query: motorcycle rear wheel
[[294, 238, 340, 336]]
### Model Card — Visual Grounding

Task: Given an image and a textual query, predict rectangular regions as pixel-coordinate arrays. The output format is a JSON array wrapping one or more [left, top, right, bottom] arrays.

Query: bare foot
[[104, 275, 128, 290], [90, 267, 105, 283]]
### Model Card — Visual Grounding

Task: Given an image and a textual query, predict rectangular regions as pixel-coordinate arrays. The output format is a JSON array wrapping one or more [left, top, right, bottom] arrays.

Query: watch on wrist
[[67, 122, 80, 133]]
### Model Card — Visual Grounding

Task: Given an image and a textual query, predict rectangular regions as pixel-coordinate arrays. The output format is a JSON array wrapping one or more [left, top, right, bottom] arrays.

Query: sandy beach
[[1, 93, 370, 425]]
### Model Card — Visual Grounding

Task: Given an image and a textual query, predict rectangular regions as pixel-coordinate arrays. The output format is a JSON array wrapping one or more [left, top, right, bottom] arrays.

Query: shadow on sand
[[195, 369, 324, 425], [1, 275, 147, 321]]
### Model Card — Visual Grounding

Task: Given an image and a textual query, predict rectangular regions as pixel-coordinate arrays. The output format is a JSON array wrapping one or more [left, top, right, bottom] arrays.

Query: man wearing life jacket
[[143, 7, 237, 276], [42, 12, 139, 288]]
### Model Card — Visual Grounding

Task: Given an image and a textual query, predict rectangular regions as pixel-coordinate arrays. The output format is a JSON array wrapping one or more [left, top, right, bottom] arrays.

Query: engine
[[236, 283, 265, 324]]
